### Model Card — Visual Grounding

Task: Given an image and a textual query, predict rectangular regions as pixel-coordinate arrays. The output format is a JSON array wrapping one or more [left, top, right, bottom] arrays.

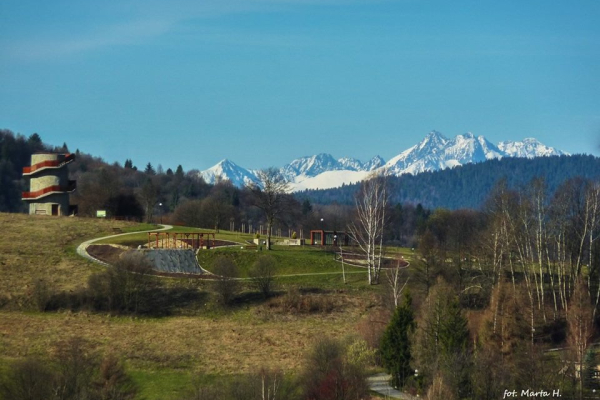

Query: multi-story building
[[22, 153, 77, 216]]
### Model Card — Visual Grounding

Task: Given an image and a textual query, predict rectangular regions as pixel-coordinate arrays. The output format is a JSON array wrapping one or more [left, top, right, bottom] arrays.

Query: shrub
[[249, 255, 276, 298], [87, 252, 156, 314], [268, 288, 337, 314], [53, 336, 98, 400], [292, 231, 297, 239], [94, 354, 137, 400], [0, 338, 138, 400], [299, 337, 368, 400], [31, 279, 53, 312], [0, 357, 54, 400], [211, 257, 240, 306], [379, 292, 415, 388]]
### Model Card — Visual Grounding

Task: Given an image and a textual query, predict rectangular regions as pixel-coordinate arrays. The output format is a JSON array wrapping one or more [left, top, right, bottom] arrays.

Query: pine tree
[[175, 165, 184, 179], [439, 298, 469, 355], [380, 291, 415, 388], [144, 162, 156, 175]]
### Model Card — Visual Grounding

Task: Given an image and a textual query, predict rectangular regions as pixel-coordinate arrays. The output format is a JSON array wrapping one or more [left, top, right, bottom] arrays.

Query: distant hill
[[300, 154, 600, 210]]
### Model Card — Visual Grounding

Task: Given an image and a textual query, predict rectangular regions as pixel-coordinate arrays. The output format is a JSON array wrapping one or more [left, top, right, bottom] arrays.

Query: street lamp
[[158, 202, 163, 224]]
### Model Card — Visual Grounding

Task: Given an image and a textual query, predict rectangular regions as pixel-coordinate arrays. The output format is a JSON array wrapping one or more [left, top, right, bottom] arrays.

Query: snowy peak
[[197, 131, 566, 191], [337, 157, 363, 171], [364, 155, 386, 170], [417, 130, 448, 152], [498, 138, 567, 158], [199, 159, 258, 187], [281, 153, 340, 180]]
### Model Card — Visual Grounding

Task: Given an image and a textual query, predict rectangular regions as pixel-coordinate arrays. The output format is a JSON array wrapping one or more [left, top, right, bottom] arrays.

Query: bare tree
[[248, 168, 290, 250], [138, 178, 159, 223], [386, 257, 409, 308], [347, 172, 389, 285], [567, 278, 594, 400]]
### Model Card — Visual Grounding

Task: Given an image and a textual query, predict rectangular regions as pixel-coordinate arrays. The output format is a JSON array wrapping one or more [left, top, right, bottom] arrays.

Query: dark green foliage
[[379, 292, 415, 388], [302, 155, 600, 210], [583, 349, 599, 393], [438, 298, 469, 355], [144, 162, 155, 175]]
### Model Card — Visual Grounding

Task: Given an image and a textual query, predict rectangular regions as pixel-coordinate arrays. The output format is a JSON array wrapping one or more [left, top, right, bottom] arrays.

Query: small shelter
[[309, 230, 350, 246]]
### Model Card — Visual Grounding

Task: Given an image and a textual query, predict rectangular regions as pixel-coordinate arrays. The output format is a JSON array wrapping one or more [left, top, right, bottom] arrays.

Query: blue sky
[[1, 0, 599, 171]]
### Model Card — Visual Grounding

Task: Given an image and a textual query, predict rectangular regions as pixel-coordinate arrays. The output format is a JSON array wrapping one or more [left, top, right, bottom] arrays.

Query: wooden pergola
[[147, 232, 216, 249]]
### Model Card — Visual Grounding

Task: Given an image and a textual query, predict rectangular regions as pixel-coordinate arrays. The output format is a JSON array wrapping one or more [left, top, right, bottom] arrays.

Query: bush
[[0, 338, 138, 400], [94, 354, 137, 400], [268, 288, 336, 314], [87, 252, 156, 314], [249, 255, 276, 298], [31, 279, 53, 312], [211, 257, 240, 306], [299, 337, 368, 400], [0, 357, 55, 400], [292, 231, 297, 239]]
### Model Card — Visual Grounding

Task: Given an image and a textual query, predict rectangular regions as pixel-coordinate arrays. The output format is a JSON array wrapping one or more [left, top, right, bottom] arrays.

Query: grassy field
[[0, 213, 157, 304], [0, 213, 388, 399]]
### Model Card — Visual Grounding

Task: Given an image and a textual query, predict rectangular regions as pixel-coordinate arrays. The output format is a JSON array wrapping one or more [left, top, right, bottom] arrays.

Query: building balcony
[[22, 181, 77, 200], [22, 153, 75, 176]]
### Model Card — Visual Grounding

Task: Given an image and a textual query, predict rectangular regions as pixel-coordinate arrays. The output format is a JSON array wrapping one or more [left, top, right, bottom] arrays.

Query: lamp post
[[158, 202, 163, 224], [334, 234, 346, 284]]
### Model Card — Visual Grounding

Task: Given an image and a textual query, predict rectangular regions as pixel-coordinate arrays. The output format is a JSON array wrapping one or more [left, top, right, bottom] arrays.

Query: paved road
[[368, 373, 417, 399], [76, 224, 173, 266]]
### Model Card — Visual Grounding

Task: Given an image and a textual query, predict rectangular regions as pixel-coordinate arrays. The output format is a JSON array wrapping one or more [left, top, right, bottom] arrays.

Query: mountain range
[[198, 131, 567, 191]]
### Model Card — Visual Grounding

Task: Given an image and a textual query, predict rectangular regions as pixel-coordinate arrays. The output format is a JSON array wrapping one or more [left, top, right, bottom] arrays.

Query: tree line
[[302, 154, 600, 210], [374, 175, 600, 399]]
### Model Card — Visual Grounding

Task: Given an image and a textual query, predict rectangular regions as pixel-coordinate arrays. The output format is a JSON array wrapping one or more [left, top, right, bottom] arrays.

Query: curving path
[[368, 373, 417, 399], [76, 224, 173, 266]]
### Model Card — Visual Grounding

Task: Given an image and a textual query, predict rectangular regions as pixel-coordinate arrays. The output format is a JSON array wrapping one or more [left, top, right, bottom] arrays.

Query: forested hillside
[[303, 154, 600, 209]]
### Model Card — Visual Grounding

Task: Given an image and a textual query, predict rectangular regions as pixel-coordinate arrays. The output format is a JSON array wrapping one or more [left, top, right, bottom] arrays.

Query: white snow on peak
[[197, 132, 566, 191], [498, 138, 567, 158], [199, 159, 258, 187]]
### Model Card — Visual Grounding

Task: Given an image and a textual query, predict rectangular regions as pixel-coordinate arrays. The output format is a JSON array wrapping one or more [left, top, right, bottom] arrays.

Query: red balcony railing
[[22, 153, 75, 175], [22, 181, 77, 200]]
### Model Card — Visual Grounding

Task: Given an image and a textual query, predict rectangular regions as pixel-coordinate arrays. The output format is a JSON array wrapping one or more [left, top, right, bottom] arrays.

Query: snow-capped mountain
[[498, 138, 566, 158], [363, 155, 386, 170], [384, 131, 505, 175], [199, 159, 258, 187], [197, 132, 566, 191]]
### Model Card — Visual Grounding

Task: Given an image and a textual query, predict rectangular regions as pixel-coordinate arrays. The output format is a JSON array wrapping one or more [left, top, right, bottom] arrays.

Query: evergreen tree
[[124, 159, 133, 169], [439, 298, 469, 355], [302, 198, 313, 215], [583, 349, 599, 393], [144, 162, 155, 175], [175, 164, 184, 179], [380, 291, 415, 388]]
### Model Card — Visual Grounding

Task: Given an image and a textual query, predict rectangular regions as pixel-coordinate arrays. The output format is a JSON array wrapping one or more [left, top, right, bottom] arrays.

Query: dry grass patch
[[0, 213, 150, 307], [0, 303, 368, 374]]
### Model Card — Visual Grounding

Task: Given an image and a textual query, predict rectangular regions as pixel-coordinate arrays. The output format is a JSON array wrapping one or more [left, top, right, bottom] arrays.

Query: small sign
[[96, 210, 107, 218]]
